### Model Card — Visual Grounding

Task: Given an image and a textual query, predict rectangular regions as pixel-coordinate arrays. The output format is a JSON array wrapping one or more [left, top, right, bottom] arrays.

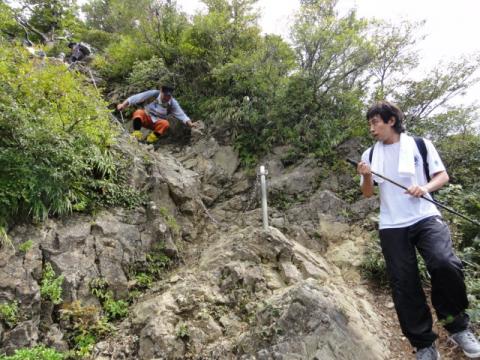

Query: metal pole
[[260, 165, 269, 231]]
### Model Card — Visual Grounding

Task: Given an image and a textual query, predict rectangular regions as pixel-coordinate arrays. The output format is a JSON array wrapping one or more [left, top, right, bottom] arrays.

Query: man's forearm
[[117, 100, 129, 111], [423, 171, 449, 193], [361, 174, 375, 197]]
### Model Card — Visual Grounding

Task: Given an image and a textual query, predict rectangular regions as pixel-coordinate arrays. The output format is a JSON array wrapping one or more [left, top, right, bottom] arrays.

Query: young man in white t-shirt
[[357, 101, 480, 360]]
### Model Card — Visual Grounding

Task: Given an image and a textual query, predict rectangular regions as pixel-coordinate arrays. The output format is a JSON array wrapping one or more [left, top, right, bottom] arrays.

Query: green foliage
[[0, 2, 21, 38], [0, 346, 64, 360], [360, 234, 388, 286], [0, 40, 143, 227], [368, 19, 424, 99], [0, 227, 13, 250], [44, 41, 71, 58], [76, 28, 115, 51], [395, 56, 480, 130], [89, 278, 129, 320], [0, 301, 19, 328], [436, 185, 480, 246], [159, 207, 180, 235], [134, 272, 153, 289], [128, 243, 172, 291], [18, 239, 34, 253], [82, 0, 151, 35], [89, 277, 109, 299], [41, 263, 64, 305], [292, 0, 372, 95], [93, 35, 152, 81], [60, 301, 114, 357], [146, 244, 172, 273], [175, 322, 190, 340], [14, 0, 82, 43], [436, 132, 480, 188], [127, 56, 173, 94], [102, 296, 128, 321], [139, 1, 190, 67]]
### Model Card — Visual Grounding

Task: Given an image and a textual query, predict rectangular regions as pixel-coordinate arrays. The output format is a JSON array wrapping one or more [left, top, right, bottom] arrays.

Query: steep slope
[[0, 132, 409, 359]]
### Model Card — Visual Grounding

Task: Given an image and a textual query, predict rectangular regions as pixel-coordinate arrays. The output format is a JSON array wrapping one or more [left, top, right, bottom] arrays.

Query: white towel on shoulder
[[370, 133, 416, 183]]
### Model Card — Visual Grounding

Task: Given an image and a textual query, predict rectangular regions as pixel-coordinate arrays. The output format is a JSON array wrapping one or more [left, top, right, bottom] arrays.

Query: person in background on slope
[[67, 42, 91, 63], [117, 85, 196, 143], [356, 100, 480, 360]]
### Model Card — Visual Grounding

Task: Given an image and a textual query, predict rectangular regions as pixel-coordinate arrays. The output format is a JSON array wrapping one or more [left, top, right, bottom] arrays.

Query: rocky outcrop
[[93, 227, 387, 360], [0, 134, 386, 359], [0, 137, 202, 354]]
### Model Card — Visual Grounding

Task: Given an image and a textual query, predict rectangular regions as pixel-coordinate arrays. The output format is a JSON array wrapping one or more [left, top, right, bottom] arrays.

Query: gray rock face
[[94, 227, 387, 360], [2, 135, 389, 359], [0, 209, 152, 352], [269, 158, 322, 196], [237, 280, 384, 360], [2, 320, 39, 355], [0, 140, 197, 354]]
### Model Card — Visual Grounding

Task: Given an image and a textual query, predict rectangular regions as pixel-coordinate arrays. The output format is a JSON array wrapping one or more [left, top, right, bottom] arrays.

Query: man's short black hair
[[366, 100, 405, 134], [161, 85, 174, 96]]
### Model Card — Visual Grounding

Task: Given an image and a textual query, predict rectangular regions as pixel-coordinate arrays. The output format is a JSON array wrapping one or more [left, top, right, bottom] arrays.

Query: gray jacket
[[127, 90, 190, 124]]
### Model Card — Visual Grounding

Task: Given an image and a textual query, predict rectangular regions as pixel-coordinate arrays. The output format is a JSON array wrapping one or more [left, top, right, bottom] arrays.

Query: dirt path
[[370, 285, 472, 359]]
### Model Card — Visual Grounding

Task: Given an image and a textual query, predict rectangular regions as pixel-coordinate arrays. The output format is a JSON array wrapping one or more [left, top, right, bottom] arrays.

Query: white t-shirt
[[361, 138, 446, 229]]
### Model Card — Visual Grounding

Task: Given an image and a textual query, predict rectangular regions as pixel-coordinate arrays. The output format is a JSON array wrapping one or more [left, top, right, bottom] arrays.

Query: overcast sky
[[176, 0, 480, 108]]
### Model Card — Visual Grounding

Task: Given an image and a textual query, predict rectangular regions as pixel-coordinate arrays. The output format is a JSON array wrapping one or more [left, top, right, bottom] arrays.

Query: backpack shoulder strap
[[368, 146, 377, 185], [368, 138, 431, 187], [413, 136, 430, 182], [369, 138, 430, 180]]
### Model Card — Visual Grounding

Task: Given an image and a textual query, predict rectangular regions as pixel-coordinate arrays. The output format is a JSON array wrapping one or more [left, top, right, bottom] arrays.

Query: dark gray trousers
[[379, 215, 469, 349]]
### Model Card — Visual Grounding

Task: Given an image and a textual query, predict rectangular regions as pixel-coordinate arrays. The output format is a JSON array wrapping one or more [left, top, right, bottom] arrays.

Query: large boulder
[[237, 279, 385, 360], [94, 227, 388, 359]]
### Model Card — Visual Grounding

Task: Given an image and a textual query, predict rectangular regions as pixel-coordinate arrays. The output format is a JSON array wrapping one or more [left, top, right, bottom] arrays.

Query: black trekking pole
[[346, 158, 480, 227]]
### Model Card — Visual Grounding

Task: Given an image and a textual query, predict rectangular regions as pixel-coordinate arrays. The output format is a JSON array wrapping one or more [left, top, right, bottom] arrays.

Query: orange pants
[[132, 109, 170, 135]]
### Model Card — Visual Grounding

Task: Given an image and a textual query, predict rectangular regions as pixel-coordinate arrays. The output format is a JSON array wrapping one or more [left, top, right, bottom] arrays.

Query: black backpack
[[369, 136, 432, 184]]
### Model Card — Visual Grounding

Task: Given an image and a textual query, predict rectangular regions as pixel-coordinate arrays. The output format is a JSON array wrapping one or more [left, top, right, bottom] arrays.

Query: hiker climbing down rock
[[67, 42, 91, 63], [356, 100, 480, 360], [116, 85, 196, 143]]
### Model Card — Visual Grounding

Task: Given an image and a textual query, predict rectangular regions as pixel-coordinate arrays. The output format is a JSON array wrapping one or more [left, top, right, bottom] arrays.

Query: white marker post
[[260, 165, 269, 231]]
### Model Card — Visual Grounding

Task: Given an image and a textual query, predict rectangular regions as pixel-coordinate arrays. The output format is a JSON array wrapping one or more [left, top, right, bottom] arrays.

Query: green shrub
[[360, 235, 389, 286], [93, 35, 152, 81], [0, 227, 13, 249], [134, 272, 153, 289], [455, 241, 480, 323], [0, 346, 64, 360], [127, 56, 173, 93], [89, 278, 129, 320], [176, 322, 190, 340], [41, 263, 64, 305], [159, 207, 180, 235], [103, 297, 129, 320], [436, 184, 480, 246], [77, 29, 116, 51], [18, 240, 34, 253], [0, 3, 21, 38], [145, 245, 172, 276], [0, 300, 19, 328], [127, 244, 171, 293], [60, 301, 114, 357], [0, 39, 144, 228]]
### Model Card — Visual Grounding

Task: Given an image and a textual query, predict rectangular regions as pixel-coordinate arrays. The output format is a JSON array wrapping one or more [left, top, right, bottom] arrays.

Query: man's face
[[368, 115, 396, 142], [160, 92, 171, 104]]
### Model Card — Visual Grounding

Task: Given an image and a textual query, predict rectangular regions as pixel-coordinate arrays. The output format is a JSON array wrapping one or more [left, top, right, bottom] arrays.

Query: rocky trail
[[0, 130, 472, 359]]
